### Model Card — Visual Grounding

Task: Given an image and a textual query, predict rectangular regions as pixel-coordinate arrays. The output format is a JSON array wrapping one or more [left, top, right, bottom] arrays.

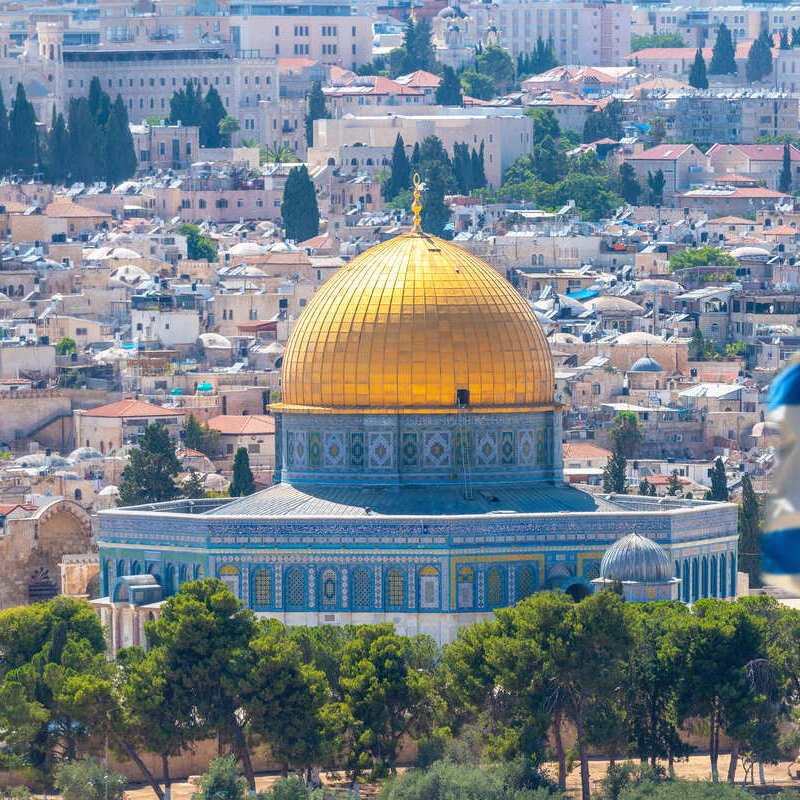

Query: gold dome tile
[[275, 232, 555, 413]]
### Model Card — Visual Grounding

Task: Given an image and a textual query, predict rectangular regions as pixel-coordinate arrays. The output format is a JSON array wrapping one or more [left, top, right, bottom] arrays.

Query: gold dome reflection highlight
[[275, 232, 555, 413]]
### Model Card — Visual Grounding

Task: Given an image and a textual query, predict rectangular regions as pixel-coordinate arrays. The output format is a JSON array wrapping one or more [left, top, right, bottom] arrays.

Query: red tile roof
[[82, 399, 185, 418], [44, 200, 111, 219], [627, 144, 696, 161], [706, 215, 755, 224], [0, 503, 37, 515], [708, 143, 800, 162], [395, 69, 442, 88], [562, 442, 613, 460], [207, 415, 275, 436]]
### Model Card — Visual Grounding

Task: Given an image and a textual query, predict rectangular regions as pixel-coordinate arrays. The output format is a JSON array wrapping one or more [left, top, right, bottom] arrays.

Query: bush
[[54, 757, 126, 800], [258, 776, 323, 800], [192, 756, 248, 800], [619, 779, 754, 800]]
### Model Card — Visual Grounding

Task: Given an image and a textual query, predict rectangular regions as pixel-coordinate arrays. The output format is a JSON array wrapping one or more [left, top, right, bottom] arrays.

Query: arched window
[[486, 565, 506, 608], [320, 568, 338, 608], [385, 568, 405, 609], [130, 560, 141, 575], [252, 567, 272, 607], [730, 554, 736, 597], [116, 559, 126, 579], [691, 557, 699, 602], [350, 566, 373, 610], [219, 565, 240, 599], [103, 559, 113, 596], [515, 564, 535, 602], [29, 568, 57, 603], [285, 566, 306, 609], [682, 559, 690, 602], [164, 564, 176, 597], [710, 555, 717, 597], [195, 564, 204, 579], [701, 556, 708, 598], [457, 566, 474, 609], [179, 564, 189, 585], [419, 566, 440, 609]]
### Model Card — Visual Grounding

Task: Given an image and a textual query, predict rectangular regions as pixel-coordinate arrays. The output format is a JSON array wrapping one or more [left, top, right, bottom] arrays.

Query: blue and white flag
[[763, 362, 800, 592]]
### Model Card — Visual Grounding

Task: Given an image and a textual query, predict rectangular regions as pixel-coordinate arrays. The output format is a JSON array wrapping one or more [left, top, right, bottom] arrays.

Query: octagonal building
[[96, 228, 738, 646]]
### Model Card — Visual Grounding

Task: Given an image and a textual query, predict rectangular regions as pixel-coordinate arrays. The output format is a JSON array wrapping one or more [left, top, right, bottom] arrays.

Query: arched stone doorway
[[563, 580, 592, 602]]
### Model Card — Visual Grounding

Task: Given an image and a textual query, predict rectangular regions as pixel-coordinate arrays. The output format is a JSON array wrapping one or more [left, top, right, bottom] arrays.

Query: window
[[320, 568, 337, 607], [386, 568, 404, 608], [457, 566, 474, 608], [486, 566, 505, 608], [285, 566, 306, 608], [219, 565, 240, 598], [351, 567, 372, 609], [419, 566, 439, 609], [515, 564, 535, 602]]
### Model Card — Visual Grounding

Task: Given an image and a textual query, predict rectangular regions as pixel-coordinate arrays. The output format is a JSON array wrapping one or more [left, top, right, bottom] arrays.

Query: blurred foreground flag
[[764, 361, 800, 592]]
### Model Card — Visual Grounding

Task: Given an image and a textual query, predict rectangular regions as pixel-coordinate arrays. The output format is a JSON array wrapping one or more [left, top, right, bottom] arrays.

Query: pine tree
[[118, 423, 181, 506], [533, 135, 567, 183], [8, 83, 38, 175], [746, 31, 774, 83], [435, 65, 463, 106], [618, 162, 641, 204], [0, 86, 8, 176], [202, 86, 226, 147], [709, 22, 737, 75], [602, 445, 627, 494], [182, 413, 220, 457], [689, 49, 709, 89], [304, 81, 330, 148], [383, 134, 411, 201], [229, 447, 255, 497], [638, 478, 655, 496], [779, 142, 792, 193], [708, 456, 729, 501], [666, 470, 682, 496], [401, 17, 435, 73], [45, 107, 70, 184], [281, 165, 319, 242], [738, 473, 761, 587], [104, 94, 137, 184]]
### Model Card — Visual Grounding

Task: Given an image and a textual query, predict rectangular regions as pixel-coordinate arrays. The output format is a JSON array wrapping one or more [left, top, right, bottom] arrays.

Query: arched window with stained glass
[[284, 566, 307, 609], [710, 555, 717, 597], [130, 560, 141, 575], [419, 566, 440, 609], [486, 565, 506, 609], [457, 566, 474, 609], [195, 564, 204, 579], [719, 553, 727, 598], [218, 565, 240, 599], [252, 567, 272, 608], [385, 567, 406, 610], [179, 564, 189, 585], [319, 568, 338, 608], [515, 563, 536, 603], [350, 566, 373, 610]]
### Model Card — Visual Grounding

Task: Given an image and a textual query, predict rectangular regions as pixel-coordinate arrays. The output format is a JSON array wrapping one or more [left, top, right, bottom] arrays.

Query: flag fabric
[[763, 362, 800, 591]]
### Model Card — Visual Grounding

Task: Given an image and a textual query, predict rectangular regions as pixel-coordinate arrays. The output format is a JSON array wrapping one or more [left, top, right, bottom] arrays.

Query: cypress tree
[[304, 81, 329, 148], [472, 141, 486, 189], [88, 76, 111, 127], [666, 470, 682, 496], [202, 86, 226, 147], [738, 473, 761, 587], [618, 163, 641, 204], [8, 83, 38, 174], [68, 96, 102, 183], [602, 445, 627, 494], [709, 22, 737, 75], [419, 160, 452, 237], [746, 31, 773, 83], [689, 49, 709, 89], [708, 456, 729, 501], [781, 29, 791, 49], [779, 142, 792, 193], [435, 65, 463, 106], [104, 94, 137, 184], [647, 169, 665, 205], [383, 133, 411, 200], [46, 107, 70, 185], [281, 165, 319, 242], [0, 86, 8, 176], [793, 27, 800, 47], [229, 447, 255, 497]]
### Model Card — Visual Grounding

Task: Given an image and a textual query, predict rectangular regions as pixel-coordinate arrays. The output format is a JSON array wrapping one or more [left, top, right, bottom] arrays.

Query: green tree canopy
[[738, 473, 761, 587], [182, 413, 220, 457], [118, 423, 181, 506], [192, 756, 247, 800], [603, 445, 628, 494], [517, 37, 558, 78], [460, 70, 495, 101], [55, 757, 125, 800], [746, 31, 774, 83], [9, 83, 38, 175], [281, 165, 320, 243], [583, 99, 624, 143], [689, 49, 709, 89], [647, 169, 666, 205], [435, 65, 462, 106], [383, 134, 412, 201], [708, 457, 729, 501], [618, 162, 642, 204], [631, 33, 686, 51], [475, 45, 516, 95], [610, 410, 642, 458], [0, 87, 9, 175], [779, 142, 793, 193], [55, 337, 77, 355], [669, 245, 736, 272], [179, 223, 217, 261], [524, 107, 561, 145], [104, 94, 137, 184]]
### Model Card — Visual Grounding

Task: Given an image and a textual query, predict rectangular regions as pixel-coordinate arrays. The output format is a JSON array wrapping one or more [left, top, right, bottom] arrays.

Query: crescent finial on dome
[[411, 173, 422, 233]]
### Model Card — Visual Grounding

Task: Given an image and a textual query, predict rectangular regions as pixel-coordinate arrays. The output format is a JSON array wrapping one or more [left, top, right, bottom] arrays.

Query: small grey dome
[[600, 533, 673, 583], [629, 355, 663, 373]]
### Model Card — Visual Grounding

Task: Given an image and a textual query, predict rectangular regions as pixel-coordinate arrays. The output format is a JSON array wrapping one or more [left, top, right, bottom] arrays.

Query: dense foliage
[[118, 422, 181, 505], [178, 223, 217, 260], [669, 246, 737, 273], [304, 82, 330, 148], [168, 82, 229, 147], [1, 587, 800, 799], [631, 33, 686, 51], [229, 447, 255, 497], [709, 23, 738, 75], [281, 165, 320, 243]]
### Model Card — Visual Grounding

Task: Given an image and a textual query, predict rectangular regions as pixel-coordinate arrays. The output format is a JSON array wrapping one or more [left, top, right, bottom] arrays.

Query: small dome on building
[[584, 296, 646, 316], [615, 331, 664, 346], [730, 245, 770, 260], [629, 355, 664, 373], [600, 532, 673, 583], [228, 241, 266, 257]]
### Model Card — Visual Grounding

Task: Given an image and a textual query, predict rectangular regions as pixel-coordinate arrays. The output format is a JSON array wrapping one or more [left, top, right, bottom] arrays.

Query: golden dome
[[275, 232, 555, 413]]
